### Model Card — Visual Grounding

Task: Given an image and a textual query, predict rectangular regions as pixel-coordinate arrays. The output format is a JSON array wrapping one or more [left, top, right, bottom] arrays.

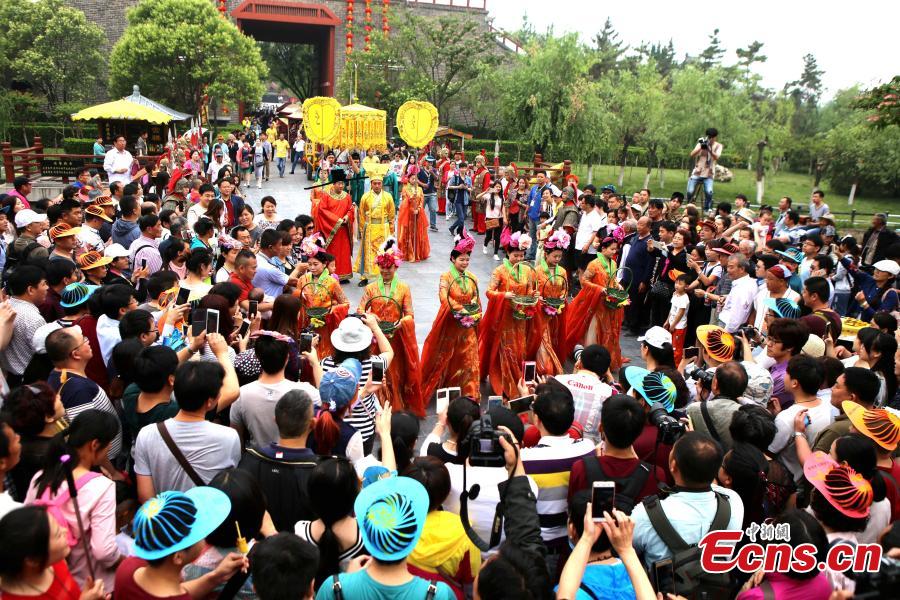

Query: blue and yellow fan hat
[[354, 476, 429, 561], [624, 366, 677, 413], [132, 488, 231, 560]]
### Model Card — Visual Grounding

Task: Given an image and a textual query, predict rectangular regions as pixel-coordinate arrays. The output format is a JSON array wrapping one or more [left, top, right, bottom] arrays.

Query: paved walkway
[[241, 168, 642, 428]]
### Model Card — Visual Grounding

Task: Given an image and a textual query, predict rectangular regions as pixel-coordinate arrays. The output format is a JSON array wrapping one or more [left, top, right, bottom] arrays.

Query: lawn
[[569, 163, 897, 229]]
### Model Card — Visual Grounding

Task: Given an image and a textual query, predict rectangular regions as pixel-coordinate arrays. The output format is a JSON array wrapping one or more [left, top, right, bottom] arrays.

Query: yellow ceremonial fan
[[302, 97, 342, 146], [396, 101, 439, 149]]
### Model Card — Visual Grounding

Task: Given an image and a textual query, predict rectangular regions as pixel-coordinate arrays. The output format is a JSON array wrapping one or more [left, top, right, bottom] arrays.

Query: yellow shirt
[[266, 127, 278, 141], [274, 139, 290, 158]]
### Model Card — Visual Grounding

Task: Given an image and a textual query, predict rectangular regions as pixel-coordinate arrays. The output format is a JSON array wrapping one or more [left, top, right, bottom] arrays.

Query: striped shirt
[[521, 436, 595, 543], [47, 370, 123, 458], [0, 297, 46, 376], [320, 356, 382, 443]]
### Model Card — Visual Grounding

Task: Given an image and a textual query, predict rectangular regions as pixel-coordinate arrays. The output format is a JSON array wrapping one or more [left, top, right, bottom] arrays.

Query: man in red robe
[[471, 153, 491, 235], [312, 169, 355, 282]]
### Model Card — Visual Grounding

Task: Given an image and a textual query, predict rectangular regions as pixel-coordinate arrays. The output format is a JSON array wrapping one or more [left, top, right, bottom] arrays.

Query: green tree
[[108, 0, 267, 114], [0, 0, 106, 111], [590, 18, 627, 79], [649, 40, 677, 78], [698, 28, 725, 71], [784, 54, 826, 175], [259, 42, 319, 101]]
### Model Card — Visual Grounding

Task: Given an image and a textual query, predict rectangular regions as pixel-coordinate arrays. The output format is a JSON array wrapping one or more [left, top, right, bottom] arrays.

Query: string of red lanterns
[[346, 0, 354, 55], [382, 0, 390, 34], [364, 0, 372, 51]]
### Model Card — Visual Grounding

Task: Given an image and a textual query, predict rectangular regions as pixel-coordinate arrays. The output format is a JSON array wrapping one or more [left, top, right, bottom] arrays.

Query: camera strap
[[459, 447, 513, 552], [699, 400, 722, 443]]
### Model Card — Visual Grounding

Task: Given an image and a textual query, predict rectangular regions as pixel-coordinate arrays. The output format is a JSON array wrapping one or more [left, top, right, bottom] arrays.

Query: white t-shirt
[[575, 210, 605, 253], [769, 400, 834, 481], [230, 379, 320, 447], [667, 292, 690, 329]]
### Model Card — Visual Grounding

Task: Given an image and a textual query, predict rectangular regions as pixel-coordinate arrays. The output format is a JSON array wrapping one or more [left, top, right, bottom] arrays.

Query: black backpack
[[2, 240, 42, 284], [580, 454, 652, 509], [644, 492, 733, 600], [237, 447, 319, 531]]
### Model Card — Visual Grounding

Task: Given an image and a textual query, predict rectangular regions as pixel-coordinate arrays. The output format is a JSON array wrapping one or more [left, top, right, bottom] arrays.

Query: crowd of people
[[0, 119, 899, 600]]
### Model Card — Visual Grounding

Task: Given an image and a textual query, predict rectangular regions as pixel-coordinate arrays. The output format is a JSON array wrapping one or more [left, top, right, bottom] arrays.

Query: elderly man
[[738, 239, 756, 262], [103, 135, 134, 187], [861, 213, 898, 267], [718, 254, 757, 333], [624, 216, 654, 335]]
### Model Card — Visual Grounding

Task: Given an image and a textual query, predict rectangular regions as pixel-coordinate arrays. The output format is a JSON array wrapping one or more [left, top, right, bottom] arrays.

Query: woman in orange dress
[[478, 231, 538, 399], [530, 229, 570, 376], [397, 175, 431, 262], [357, 239, 424, 416], [295, 234, 350, 360], [421, 233, 483, 404], [562, 236, 626, 371]]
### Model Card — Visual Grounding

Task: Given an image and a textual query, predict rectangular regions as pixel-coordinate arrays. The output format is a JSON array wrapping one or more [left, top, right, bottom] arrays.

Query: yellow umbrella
[[337, 103, 387, 152], [71, 99, 175, 124]]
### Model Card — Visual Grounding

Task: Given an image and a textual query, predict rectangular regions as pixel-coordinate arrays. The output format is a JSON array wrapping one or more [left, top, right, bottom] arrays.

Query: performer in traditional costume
[[435, 147, 451, 215], [421, 233, 483, 403], [311, 169, 355, 282], [561, 237, 626, 371], [295, 235, 350, 359], [357, 239, 424, 416], [355, 173, 395, 287], [397, 174, 431, 262], [471, 154, 491, 235], [529, 229, 570, 376], [478, 231, 537, 399]]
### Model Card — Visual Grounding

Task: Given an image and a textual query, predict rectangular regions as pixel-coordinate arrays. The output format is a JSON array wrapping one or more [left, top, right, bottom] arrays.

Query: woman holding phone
[[357, 239, 423, 416], [421, 233, 483, 405]]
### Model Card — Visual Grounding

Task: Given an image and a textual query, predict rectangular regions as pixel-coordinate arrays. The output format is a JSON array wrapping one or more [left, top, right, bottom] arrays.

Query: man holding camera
[[686, 128, 723, 212], [685, 361, 748, 452]]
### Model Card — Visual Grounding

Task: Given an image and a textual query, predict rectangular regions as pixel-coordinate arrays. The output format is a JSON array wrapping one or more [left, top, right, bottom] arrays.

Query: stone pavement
[[240, 169, 643, 433]]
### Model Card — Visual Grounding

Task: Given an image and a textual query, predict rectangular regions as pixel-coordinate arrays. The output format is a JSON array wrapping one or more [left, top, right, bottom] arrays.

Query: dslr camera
[[698, 136, 710, 150], [649, 405, 686, 445], [467, 414, 511, 468], [684, 364, 715, 390]]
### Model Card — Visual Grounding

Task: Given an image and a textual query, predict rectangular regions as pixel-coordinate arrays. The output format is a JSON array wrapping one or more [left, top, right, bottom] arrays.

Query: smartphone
[[488, 395, 503, 410], [436, 388, 450, 414], [508, 394, 535, 414], [523, 361, 537, 384], [191, 308, 207, 336], [370, 356, 385, 384], [140, 257, 147, 271], [652, 558, 675, 595], [683, 346, 699, 359], [175, 287, 191, 306], [447, 387, 462, 402], [592, 481, 616, 522], [206, 308, 220, 335], [300, 331, 314, 353], [652, 240, 668, 251], [237, 319, 250, 338], [248, 300, 259, 320], [181, 323, 189, 338]]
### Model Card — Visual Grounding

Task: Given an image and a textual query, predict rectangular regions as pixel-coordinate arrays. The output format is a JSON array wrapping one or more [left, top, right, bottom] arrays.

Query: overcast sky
[[490, 0, 899, 98]]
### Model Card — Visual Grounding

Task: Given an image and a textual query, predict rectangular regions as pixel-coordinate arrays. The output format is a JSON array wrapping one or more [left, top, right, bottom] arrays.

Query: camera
[[684, 364, 715, 390], [851, 561, 900, 599], [467, 414, 511, 468], [698, 136, 709, 150], [649, 405, 686, 445]]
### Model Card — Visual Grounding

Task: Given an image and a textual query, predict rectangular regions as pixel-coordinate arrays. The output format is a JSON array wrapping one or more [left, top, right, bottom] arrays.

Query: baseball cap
[[766, 265, 792, 280], [133, 488, 232, 560], [84, 204, 112, 222], [49, 223, 81, 240], [320, 359, 362, 410], [104, 243, 130, 258], [803, 451, 872, 518], [843, 401, 900, 452], [735, 207, 755, 223], [77, 251, 113, 271], [765, 297, 800, 320], [600, 184, 617, 193], [697, 325, 735, 362], [60, 282, 99, 308], [740, 361, 773, 406], [873, 260, 900, 277], [14, 209, 46, 229], [623, 366, 676, 413], [637, 325, 672, 349], [331, 316, 374, 353], [354, 476, 429, 561]]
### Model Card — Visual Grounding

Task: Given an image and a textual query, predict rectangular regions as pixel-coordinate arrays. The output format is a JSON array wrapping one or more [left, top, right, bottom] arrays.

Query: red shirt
[[115, 557, 192, 600], [633, 423, 675, 485], [2, 560, 80, 600], [229, 272, 254, 301], [568, 454, 668, 504], [878, 459, 900, 521]]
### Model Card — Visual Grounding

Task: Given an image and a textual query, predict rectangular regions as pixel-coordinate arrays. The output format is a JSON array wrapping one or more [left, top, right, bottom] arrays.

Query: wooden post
[[34, 136, 43, 179], [2, 142, 13, 184]]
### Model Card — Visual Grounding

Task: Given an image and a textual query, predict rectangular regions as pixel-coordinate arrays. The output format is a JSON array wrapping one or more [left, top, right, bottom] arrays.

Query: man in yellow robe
[[355, 174, 395, 286]]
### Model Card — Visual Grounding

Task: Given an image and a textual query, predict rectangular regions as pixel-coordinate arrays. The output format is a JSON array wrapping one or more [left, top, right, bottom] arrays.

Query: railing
[[2, 138, 163, 183], [2, 137, 44, 183], [488, 23, 524, 55], [406, 0, 487, 10]]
